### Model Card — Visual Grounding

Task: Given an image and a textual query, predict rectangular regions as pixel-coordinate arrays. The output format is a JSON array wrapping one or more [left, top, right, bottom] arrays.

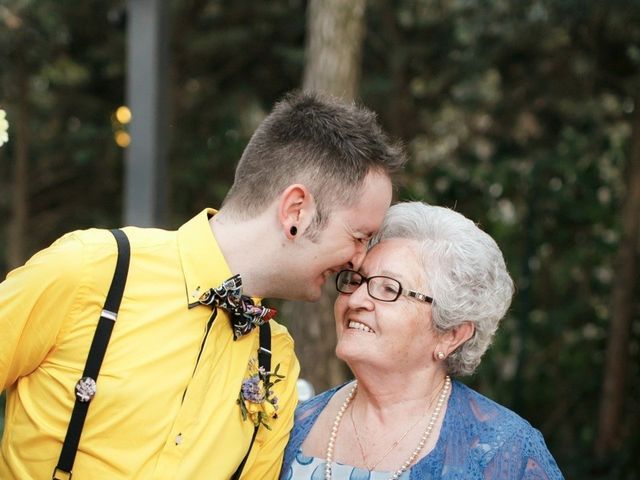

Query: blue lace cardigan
[[280, 380, 564, 479]]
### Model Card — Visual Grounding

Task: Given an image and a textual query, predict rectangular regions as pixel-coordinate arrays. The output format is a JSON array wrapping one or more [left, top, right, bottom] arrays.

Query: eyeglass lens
[[337, 271, 401, 302]]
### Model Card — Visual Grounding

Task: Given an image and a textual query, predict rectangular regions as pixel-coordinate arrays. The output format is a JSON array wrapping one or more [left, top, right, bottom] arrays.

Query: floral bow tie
[[198, 274, 277, 340]]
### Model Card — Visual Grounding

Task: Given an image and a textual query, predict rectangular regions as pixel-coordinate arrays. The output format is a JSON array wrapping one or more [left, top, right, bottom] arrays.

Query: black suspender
[[231, 322, 272, 480], [53, 229, 131, 480], [52, 228, 273, 480]]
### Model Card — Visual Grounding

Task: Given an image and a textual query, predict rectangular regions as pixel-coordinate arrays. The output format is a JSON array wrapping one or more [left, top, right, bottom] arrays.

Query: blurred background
[[0, 1, 639, 478]]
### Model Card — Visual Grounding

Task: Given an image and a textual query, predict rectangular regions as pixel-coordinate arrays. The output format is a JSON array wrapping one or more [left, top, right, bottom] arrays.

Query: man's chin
[[306, 290, 323, 302], [303, 282, 325, 302], [275, 287, 322, 303], [278, 277, 325, 302]]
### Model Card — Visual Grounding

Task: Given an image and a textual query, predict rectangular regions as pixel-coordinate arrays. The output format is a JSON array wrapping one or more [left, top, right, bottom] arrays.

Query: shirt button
[[175, 433, 183, 445]]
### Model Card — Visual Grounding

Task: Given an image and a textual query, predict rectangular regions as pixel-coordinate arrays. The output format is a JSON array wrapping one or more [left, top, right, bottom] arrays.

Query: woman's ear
[[277, 184, 316, 239], [436, 321, 475, 359]]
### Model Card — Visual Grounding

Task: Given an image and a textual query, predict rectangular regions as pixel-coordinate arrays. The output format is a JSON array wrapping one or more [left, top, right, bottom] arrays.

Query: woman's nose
[[347, 281, 373, 309]]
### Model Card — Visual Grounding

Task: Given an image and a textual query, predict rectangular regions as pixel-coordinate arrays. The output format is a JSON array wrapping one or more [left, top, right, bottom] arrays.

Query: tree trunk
[[280, 285, 347, 394], [284, 0, 367, 394], [595, 93, 640, 455], [379, 0, 412, 139], [7, 62, 29, 270], [302, 0, 366, 101]]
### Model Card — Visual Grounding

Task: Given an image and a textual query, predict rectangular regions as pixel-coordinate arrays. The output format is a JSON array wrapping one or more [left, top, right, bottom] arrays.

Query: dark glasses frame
[[335, 269, 433, 303]]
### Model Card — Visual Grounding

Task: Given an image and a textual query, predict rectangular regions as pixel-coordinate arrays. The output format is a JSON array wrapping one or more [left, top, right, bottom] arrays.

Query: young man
[[0, 92, 405, 479]]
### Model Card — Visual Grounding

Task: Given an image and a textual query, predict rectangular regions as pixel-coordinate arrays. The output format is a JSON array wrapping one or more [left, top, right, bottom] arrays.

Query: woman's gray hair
[[370, 202, 515, 376]]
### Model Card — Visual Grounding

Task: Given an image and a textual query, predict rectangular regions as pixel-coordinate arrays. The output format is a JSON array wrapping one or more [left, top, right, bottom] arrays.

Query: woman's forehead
[[362, 238, 425, 280]]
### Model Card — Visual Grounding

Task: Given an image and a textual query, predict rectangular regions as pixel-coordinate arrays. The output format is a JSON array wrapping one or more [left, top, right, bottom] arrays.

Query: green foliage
[[167, 0, 306, 221], [0, 0, 126, 262], [362, 1, 640, 477]]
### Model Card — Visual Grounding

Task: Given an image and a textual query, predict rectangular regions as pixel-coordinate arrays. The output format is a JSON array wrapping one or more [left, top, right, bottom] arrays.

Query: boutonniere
[[237, 358, 285, 430]]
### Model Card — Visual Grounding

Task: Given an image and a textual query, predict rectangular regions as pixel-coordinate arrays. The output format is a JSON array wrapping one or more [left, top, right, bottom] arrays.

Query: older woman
[[280, 202, 563, 479]]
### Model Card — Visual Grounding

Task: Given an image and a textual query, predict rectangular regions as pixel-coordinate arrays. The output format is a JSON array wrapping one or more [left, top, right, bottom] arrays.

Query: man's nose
[[349, 245, 367, 270]]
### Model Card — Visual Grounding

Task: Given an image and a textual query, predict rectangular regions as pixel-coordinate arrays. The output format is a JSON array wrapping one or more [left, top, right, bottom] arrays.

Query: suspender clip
[[52, 467, 73, 480], [101, 309, 118, 321], [258, 346, 272, 356]]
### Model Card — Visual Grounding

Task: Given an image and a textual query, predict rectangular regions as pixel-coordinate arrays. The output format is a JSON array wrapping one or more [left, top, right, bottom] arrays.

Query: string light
[[115, 130, 131, 148], [115, 106, 132, 124]]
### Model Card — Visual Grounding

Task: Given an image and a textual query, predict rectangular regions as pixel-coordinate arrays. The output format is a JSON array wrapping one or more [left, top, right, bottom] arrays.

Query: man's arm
[[0, 233, 85, 390]]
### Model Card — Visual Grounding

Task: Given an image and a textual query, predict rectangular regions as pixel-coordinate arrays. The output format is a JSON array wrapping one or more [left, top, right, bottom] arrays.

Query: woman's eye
[[382, 283, 399, 294]]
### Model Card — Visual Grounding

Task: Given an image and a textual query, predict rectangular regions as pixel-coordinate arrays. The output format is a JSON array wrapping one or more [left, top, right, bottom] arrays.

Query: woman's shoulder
[[294, 382, 347, 424], [453, 381, 533, 428], [446, 380, 562, 476], [281, 382, 353, 479]]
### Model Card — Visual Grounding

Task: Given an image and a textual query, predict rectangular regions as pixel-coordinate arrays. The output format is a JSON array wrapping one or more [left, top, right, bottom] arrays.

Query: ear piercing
[[436, 351, 446, 360], [290, 226, 298, 236]]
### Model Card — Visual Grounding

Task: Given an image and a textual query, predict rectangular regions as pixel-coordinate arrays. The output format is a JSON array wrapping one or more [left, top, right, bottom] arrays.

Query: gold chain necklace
[[349, 393, 426, 471], [324, 376, 451, 480]]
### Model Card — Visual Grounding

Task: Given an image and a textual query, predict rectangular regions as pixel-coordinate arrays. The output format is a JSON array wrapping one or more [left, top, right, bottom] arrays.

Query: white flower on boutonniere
[[0, 109, 8, 147]]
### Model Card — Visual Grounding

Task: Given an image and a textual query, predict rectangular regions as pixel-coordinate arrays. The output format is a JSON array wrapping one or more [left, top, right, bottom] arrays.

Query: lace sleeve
[[483, 426, 564, 480]]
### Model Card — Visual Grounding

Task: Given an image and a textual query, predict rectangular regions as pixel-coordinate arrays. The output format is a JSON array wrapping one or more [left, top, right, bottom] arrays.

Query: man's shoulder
[[268, 319, 293, 342], [119, 225, 177, 248], [29, 226, 178, 285], [51, 225, 175, 250], [265, 320, 299, 372], [9, 229, 113, 282], [50, 228, 115, 250], [45, 226, 173, 259]]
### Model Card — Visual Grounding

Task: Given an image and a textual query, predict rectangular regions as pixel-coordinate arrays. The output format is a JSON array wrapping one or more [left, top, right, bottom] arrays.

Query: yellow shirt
[[0, 209, 300, 479]]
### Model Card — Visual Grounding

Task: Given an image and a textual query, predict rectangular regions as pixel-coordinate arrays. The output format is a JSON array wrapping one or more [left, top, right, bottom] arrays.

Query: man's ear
[[277, 184, 315, 239]]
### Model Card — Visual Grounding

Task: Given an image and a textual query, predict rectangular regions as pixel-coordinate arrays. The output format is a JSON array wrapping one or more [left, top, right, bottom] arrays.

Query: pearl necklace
[[324, 376, 451, 480]]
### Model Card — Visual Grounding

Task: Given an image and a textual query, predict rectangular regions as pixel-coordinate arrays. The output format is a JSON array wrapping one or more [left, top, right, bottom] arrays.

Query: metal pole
[[124, 0, 168, 226]]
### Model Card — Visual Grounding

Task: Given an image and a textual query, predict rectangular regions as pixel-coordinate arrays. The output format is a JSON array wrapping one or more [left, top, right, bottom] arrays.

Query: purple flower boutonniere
[[237, 358, 285, 430]]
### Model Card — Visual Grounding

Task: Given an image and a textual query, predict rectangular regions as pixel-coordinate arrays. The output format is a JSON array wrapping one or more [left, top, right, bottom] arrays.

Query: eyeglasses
[[335, 269, 433, 303]]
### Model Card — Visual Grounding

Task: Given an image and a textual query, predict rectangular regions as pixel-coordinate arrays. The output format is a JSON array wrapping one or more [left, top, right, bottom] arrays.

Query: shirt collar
[[178, 208, 234, 309]]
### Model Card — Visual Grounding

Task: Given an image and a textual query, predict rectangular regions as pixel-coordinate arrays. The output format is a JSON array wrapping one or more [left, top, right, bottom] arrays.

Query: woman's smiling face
[[334, 238, 439, 371]]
